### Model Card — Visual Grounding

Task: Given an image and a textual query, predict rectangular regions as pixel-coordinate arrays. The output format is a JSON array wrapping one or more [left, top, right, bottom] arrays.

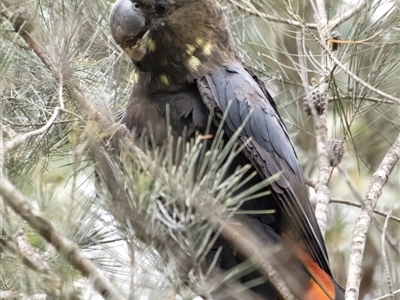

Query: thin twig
[[328, 30, 382, 46], [296, 31, 310, 95], [373, 288, 400, 300], [330, 199, 400, 224], [226, 0, 318, 29], [197, 268, 213, 300], [381, 210, 394, 300], [346, 134, 400, 300], [3, 107, 64, 152], [329, 96, 399, 106], [329, 0, 368, 30], [128, 236, 135, 300], [337, 166, 363, 202]]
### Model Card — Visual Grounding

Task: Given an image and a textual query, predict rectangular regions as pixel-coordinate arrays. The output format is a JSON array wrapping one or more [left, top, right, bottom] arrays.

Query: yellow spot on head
[[188, 56, 201, 71], [195, 37, 204, 46], [185, 44, 196, 56], [203, 42, 212, 56], [134, 72, 140, 84], [160, 74, 170, 85], [148, 39, 156, 52]]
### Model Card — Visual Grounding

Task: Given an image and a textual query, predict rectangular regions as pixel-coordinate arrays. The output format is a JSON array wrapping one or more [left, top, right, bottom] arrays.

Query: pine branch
[[0, 175, 124, 300], [14, 229, 50, 274], [296, 26, 331, 236], [346, 134, 400, 300], [0, 235, 50, 274], [308, 0, 335, 237]]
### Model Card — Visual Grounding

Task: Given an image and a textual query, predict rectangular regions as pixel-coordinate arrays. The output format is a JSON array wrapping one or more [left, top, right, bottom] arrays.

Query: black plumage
[[109, 0, 344, 298], [198, 63, 330, 271]]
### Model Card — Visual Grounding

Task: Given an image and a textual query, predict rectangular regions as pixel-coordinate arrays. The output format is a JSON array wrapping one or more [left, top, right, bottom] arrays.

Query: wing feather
[[197, 62, 332, 275]]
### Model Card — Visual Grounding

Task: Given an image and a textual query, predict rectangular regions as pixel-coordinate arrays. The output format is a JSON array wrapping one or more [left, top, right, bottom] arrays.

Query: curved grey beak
[[110, 0, 145, 44], [110, 0, 149, 61]]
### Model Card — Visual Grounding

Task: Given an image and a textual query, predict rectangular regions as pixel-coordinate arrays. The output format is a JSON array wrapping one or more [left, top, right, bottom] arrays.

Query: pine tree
[[1, 0, 399, 299]]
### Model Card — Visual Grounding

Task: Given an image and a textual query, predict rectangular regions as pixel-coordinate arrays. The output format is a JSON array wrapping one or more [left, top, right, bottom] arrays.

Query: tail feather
[[207, 215, 344, 299]]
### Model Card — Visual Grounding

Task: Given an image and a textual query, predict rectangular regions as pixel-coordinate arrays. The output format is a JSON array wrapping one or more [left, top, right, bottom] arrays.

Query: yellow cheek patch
[[188, 56, 201, 71], [203, 42, 212, 56], [148, 39, 156, 52], [160, 74, 170, 85], [195, 37, 204, 46], [185, 44, 196, 56]]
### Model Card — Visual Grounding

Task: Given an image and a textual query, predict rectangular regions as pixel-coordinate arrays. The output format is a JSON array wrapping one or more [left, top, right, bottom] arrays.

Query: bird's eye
[[155, 2, 169, 15]]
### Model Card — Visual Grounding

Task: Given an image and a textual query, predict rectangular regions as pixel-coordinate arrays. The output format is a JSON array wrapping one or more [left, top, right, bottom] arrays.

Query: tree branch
[[296, 27, 331, 236], [345, 134, 400, 300], [292, 0, 332, 237], [0, 235, 51, 274], [0, 175, 125, 300], [13, 229, 50, 274], [336, 166, 399, 252]]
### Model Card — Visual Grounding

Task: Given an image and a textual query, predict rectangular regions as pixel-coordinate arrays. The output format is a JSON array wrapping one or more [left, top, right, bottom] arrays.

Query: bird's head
[[110, 0, 236, 90]]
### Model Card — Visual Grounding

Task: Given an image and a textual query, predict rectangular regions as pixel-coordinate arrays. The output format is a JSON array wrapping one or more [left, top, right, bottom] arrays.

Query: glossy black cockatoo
[[109, 0, 344, 299]]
